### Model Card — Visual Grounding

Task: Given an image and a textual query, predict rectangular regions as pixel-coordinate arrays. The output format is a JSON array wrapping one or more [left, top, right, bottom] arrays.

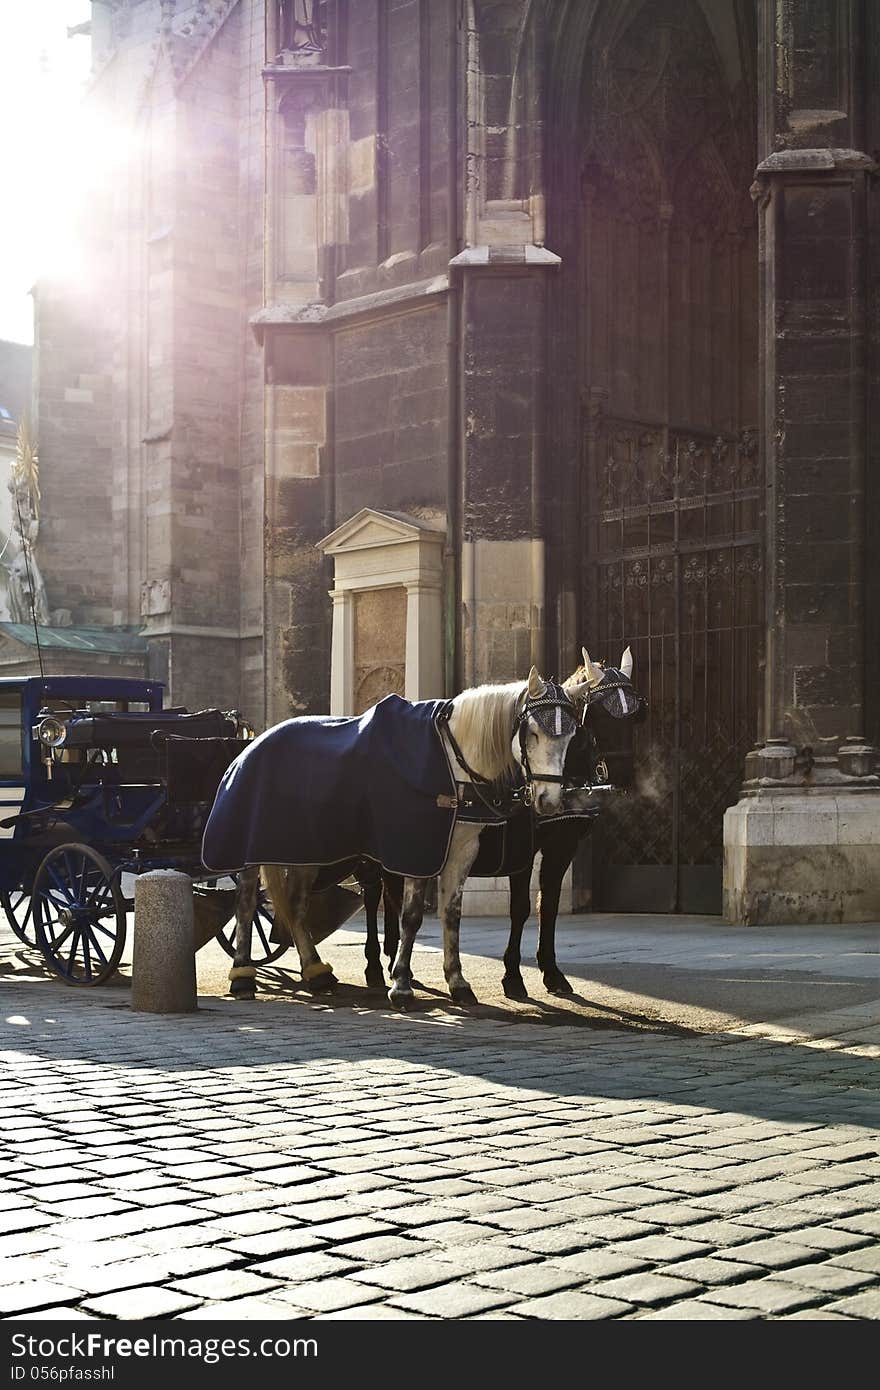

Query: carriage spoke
[[83, 926, 109, 967], [88, 918, 118, 941], [44, 920, 75, 953], [76, 853, 89, 903], [79, 930, 93, 980], [46, 861, 77, 905], [44, 888, 70, 915], [217, 880, 287, 965], [253, 912, 273, 956], [89, 881, 115, 915], [67, 925, 82, 975], [33, 844, 126, 987], [1, 888, 36, 947]]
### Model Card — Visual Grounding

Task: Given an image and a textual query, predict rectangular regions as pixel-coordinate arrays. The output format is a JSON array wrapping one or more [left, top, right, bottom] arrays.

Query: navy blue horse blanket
[[201, 694, 457, 879]]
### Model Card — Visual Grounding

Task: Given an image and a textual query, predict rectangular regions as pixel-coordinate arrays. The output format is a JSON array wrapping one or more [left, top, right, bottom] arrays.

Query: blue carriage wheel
[[215, 875, 288, 965], [32, 843, 127, 987], [1, 887, 37, 948]]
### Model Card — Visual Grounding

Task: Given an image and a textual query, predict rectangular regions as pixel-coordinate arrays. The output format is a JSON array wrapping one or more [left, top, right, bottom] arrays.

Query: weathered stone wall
[[261, 0, 456, 723], [865, 0, 880, 753], [341, 0, 451, 301], [38, 3, 163, 635], [34, 3, 260, 716], [160, 5, 243, 712], [264, 330, 330, 720], [460, 268, 547, 683], [334, 307, 448, 520], [237, 0, 268, 728], [723, 0, 880, 924], [35, 279, 115, 627]]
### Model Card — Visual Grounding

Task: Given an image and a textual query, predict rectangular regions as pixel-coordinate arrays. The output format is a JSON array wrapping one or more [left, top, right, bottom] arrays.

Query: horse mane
[[448, 680, 527, 783], [563, 663, 602, 710], [563, 664, 588, 691]]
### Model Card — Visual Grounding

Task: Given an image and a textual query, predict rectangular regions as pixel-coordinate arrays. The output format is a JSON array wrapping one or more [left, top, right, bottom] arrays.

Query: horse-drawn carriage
[[0, 674, 257, 985], [1, 651, 644, 1004]]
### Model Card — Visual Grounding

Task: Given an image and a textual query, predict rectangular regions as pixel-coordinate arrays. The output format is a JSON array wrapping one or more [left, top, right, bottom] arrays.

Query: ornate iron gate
[[568, 0, 762, 912], [587, 420, 762, 912]]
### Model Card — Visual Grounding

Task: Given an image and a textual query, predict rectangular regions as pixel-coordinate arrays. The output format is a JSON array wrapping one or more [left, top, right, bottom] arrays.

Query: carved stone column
[[723, 0, 880, 923]]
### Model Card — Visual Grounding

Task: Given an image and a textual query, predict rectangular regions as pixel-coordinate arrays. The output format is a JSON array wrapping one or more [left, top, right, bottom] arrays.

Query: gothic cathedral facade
[[34, 2, 880, 920]]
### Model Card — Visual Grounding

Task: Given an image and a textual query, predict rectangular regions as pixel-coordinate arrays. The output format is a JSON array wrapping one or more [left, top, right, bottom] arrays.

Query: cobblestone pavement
[[0, 916, 878, 1322]]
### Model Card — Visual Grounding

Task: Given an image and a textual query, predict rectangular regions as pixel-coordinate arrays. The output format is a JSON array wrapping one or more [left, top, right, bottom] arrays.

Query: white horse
[[229, 666, 585, 1005], [387, 665, 588, 1007]]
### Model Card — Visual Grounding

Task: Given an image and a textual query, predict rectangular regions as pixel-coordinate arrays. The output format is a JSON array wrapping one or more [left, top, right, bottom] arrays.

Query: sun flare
[[0, 2, 93, 341]]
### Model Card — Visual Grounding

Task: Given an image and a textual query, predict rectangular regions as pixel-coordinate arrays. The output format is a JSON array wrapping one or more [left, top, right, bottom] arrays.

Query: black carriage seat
[[61, 709, 238, 748], [59, 710, 244, 804], [158, 734, 245, 806]]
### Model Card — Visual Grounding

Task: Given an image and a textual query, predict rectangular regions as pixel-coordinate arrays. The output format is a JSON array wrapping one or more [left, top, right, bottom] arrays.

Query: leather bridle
[[578, 668, 647, 725], [515, 682, 578, 807], [438, 682, 578, 813]]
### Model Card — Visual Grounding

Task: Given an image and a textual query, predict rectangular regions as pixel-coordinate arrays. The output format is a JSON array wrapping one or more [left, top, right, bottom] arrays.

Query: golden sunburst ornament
[[12, 416, 40, 521]]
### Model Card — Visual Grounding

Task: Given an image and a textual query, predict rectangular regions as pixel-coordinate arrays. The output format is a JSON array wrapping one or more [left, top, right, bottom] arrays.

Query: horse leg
[[261, 864, 336, 992], [439, 824, 483, 1004], [536, 822, 586, 996], [502, 861, 533, 1000], [381, 871, 403, 964], [228, 865, 260, 1000], [388, 877, 427, 1008], [362, 870, 385, 990]]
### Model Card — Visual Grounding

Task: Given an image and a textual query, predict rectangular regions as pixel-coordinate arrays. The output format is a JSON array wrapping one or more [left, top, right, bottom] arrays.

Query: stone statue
[[2, 418, 50, 627]]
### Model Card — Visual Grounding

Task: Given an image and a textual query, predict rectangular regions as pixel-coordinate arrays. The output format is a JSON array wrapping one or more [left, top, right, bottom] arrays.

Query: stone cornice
[[754, 148, 878, 176], [448, 245, 562, 269], [262, 64, 351, 81], [250, 276, 449, 341]]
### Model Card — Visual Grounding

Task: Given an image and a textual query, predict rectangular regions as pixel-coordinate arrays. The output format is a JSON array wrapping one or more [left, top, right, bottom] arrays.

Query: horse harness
[[437, 681, 578, 821]]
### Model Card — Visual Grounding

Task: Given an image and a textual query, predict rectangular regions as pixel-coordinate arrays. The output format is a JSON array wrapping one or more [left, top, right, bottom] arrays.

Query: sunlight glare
[[0, 2, 93, 341]]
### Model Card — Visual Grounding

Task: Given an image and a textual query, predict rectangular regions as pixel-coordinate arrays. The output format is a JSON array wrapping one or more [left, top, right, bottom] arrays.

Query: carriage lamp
[[34, 715, 68, 749], [32, 717, 69, 783]]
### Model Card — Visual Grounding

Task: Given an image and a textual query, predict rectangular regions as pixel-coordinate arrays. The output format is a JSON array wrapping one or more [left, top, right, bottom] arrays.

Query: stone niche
[[317, 509, 445, 716]]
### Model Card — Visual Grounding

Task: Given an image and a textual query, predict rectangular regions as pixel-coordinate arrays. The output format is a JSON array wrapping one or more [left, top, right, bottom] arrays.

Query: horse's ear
[[620, 645, 633, 678], [527, 666, 547, 698], [581, 646, 603, 688]]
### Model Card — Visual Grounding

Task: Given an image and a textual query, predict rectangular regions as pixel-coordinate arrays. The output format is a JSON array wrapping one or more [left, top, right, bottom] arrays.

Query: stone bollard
[[131, 869, 197, 1013]]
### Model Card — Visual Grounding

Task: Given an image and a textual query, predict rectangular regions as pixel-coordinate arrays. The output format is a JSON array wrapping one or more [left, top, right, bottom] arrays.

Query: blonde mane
[[563, 662, 603, 711], [447, 680, 528, 783], [563, 664, 587, 691]]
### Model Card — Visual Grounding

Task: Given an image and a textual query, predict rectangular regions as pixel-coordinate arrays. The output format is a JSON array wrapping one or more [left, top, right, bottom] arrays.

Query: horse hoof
[[502, 975, 528, 1001], [229, 985, 256, 1001], [545, 975, 574, 997], [365, 969, 386, 990], [388, 984, 413, 1009], [451, 984, 477, 1005], [306, 973, 337, 994]]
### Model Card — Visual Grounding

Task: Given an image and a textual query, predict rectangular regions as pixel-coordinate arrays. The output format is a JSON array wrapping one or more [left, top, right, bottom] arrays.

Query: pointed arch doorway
[[554, 0, 762, 912]]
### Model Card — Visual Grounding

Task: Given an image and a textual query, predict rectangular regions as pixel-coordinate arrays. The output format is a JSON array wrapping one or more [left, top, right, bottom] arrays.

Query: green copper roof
[[0, 625, 148, 654]]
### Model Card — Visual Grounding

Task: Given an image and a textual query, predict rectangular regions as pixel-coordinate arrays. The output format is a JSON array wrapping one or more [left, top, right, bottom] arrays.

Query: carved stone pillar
[[723, 0, 880, 923], [328, 586, 354, 716]]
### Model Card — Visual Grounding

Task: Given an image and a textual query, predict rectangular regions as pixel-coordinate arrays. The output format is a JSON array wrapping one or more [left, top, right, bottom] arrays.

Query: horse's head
[[559, 644, 647, 802], [563, 645, 646, 724], [512, 666, 579, 816]]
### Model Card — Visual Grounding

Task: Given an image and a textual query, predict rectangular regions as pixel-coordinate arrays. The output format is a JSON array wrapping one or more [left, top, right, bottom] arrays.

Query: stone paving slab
[[0, 915, 878, 1320]]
